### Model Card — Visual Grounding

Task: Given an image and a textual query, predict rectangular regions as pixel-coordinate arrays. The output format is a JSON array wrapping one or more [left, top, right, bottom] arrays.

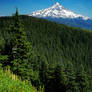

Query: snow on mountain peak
[[52, 2, 63, 9], [54, 2, 60, 5], [30, 2, 89, 20]]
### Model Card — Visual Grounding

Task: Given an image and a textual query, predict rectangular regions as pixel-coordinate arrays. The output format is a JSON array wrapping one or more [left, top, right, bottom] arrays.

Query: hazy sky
[[0, 0, 92, 18]]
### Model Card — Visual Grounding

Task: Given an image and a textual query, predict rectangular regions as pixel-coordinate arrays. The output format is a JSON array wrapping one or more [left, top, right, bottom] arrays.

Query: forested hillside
[[0, 11, 92, 92]]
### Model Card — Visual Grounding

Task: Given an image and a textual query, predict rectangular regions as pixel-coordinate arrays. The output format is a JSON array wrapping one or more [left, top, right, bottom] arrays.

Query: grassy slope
[[0, 66, 37, 92]]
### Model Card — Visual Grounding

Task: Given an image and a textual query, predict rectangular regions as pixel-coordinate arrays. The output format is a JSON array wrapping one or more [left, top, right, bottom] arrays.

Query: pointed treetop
[[15, 8, 19, 16], [14, 8, 21, 23]]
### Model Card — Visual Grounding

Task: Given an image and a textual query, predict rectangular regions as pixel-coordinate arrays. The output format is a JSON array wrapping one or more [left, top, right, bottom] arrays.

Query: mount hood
[[30, 2, 92, 30]]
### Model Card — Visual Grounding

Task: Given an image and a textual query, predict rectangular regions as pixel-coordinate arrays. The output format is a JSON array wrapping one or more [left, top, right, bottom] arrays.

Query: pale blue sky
[[0, 0, 92, 18]]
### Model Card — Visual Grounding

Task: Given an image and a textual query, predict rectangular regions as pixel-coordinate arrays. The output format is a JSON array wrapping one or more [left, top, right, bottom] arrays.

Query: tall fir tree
[[54, 64, 68, 92], [39, 56, 48, 86], [6, 9, 32, 79], [65, 62, 78, 92], [45, 64, 55, 92], [76, 64, 89, 92], [0, 35, 8, 66]]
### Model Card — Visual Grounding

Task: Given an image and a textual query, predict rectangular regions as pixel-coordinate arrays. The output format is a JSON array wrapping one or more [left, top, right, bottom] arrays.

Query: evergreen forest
[[0, 10, 92, 92]]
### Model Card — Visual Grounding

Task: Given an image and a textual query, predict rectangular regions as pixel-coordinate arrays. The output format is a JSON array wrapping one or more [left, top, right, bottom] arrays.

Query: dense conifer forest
[[0, 10, 92, 92]]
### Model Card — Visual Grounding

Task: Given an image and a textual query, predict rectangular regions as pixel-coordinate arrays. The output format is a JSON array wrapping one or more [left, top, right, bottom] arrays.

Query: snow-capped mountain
[[30, 2, 88, 20], [30, 2, 92, 30]]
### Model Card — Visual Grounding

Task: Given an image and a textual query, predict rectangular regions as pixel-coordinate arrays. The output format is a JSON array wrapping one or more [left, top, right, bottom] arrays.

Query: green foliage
[[54, 65, 68, 92], [0, 35, 8, 66], [44, 64, 55, 92], [76, 64, 89, 92], [0, 15, 92, 69], [39, 56, 48, 86], [3, 10, 33, 80], [65, 62, 78, 92], [0, 14, 92, 92], [0, 66, 37, 92]]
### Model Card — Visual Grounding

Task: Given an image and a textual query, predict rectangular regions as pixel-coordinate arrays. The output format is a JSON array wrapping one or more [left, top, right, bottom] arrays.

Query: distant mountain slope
[[30, 2, 92, 30]]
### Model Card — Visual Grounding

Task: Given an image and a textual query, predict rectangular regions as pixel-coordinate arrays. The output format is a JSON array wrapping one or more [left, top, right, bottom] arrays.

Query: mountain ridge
[[29, 2, 92, 30]]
